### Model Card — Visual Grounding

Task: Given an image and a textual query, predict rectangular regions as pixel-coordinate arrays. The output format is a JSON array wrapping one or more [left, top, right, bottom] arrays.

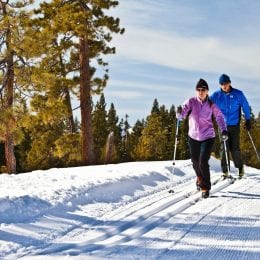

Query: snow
[[0, 157, 259, 259]]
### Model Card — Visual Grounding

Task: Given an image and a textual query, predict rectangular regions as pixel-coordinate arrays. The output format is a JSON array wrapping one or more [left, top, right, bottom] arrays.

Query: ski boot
[[222, 172, 228, 179], [238, 166, 245, 179], [201, 190, 209, 199]]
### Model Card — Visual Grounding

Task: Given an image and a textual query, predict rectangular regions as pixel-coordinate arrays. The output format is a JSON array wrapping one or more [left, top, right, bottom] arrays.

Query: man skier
[[210, 74, 251, 179]]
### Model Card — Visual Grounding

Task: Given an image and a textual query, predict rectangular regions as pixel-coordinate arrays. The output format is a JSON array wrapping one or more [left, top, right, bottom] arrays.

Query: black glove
[[176, 105, 182, 114], [222, 130, 228, 141], [176, 105, 182, 120], [245, 120, 251, 131]]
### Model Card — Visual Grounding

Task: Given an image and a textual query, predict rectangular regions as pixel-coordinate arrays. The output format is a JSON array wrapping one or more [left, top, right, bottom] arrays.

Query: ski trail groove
[[155, 178, 254, 259], [31, 172, 194, 255], [47, 176, 236, 255]]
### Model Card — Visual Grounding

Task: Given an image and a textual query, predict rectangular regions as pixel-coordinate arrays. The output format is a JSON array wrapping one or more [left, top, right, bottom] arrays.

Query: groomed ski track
[[72, 175, 259, 260], [3, 161, 260, 260], [17, 168, 260, 259]]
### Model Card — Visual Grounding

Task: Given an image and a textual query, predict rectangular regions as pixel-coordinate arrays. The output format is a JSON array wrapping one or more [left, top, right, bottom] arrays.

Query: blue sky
[[100, 0, 260, 125]]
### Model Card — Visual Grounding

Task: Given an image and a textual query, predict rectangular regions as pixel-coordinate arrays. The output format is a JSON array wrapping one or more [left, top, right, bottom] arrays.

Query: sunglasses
[[196, 88, 207, 92]]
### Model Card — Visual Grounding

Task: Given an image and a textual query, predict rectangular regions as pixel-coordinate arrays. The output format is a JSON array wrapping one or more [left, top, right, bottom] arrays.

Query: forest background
[[0, 0, 259, 174]]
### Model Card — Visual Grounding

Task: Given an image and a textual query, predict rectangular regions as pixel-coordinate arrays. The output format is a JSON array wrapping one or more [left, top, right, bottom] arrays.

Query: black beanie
[[196, 78, 209, 90]]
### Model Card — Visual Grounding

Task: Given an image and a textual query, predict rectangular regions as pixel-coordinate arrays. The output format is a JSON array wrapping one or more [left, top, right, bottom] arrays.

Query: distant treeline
[[1, 94, 259, 173]]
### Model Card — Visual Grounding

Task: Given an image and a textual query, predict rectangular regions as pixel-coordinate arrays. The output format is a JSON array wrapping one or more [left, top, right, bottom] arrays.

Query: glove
[[176, 105, 182, 120], [244, 120, 251, 131], [177, 105, 182, 114], [222, 130, 228, 141]]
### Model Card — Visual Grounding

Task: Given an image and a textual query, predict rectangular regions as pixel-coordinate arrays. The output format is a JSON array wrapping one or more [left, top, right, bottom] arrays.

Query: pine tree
[[177, 117, 189, 159], [106, 103, 121, 162], [92, 93, 108, 163], [167, 105, 177, 160], [151, 98, 160, 114], [119, 114, 131, 162], [0, 0, 33, 173], [20, 84, 71, 170], [23, 122, 65, 171], [54, 133, 81, 167], [159, 104, 176, 160], [130, 119, 145, 160], [35, 0, 124, 165], [134, 104, 168, 161], [107, 103, 119, 132], [28, 33, 77, 134]]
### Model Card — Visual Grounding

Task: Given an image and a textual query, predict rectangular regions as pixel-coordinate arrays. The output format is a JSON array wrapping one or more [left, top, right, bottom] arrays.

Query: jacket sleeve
[[239, 91, 251, 120], [180, 98, 193, 119], [212, 103, 227, 132]]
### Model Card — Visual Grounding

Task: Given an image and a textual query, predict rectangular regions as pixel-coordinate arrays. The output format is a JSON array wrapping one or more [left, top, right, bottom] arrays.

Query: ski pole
[[172, 118, 180, 168], [169, 117, 180, 193], [223, 137, 230, 176], [247, 131, 260, 162]]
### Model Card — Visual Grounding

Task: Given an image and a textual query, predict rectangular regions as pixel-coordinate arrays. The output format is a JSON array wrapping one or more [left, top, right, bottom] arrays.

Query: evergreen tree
[[160, 105, 176, 160], [177, 117, 189, 159], [0, 0, 33, 173], [130, 119, 145, 160], [151, 98, 160, 114], [35, 0, 124, 165], [20, 84, 71, 170], [134, 110, 168, 161], [119, 114, 131, 162], [92, 93, 108, 163], [54, 133, 81, 167], [167, 105, 177, 159], [26, 129, 63, 171], [107, 103, 119, 132], [28, 33, 77, 134], [159, 105, 168, 126], [118, 118, 125, 161], [106, 102, 120, 162]]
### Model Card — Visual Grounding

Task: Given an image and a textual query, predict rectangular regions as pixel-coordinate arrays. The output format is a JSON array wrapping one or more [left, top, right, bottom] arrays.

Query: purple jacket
[[181, 97, 227, 141]]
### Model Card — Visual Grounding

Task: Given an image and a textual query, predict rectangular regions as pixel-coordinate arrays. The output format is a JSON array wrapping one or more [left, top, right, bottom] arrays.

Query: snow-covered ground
[[0, 157, 259, 259]]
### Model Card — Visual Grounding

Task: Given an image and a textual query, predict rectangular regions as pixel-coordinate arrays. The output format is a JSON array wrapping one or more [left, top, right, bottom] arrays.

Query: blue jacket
[[210, 87, 251, 126]]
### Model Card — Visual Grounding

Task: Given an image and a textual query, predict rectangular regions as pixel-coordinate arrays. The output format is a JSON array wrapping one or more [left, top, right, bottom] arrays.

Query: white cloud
[[108, 90, 143, 99], [113, 26, 260, 80], [108, 79, 182, 92]]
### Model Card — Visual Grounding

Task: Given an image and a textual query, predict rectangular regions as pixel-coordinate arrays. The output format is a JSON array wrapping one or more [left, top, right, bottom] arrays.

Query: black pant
[[221, 125, 243, 172], [189, 137, 215, 190]]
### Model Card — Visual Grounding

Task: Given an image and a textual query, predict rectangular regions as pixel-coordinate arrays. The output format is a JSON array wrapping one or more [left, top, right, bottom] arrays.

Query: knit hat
[[196, 78, 209, 90], [219, 74, 231, 85]]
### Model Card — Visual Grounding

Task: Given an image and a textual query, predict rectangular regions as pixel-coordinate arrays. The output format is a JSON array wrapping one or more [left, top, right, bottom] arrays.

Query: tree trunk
[[5, 54, 16, 174], [105, 131, 115, 164], [58, 50, 76, 133], [79, 37, 95, 164], [3, 3, 16, 174], [64, 87, 76, 133], [5, 130, 16, 174]]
